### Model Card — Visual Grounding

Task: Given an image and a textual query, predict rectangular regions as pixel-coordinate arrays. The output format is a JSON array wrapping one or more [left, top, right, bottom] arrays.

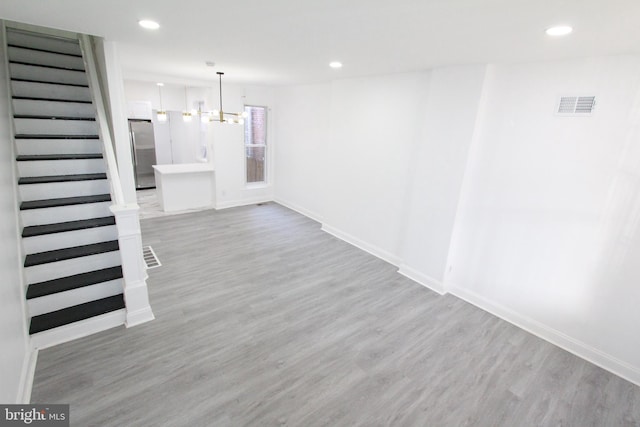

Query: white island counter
[[152, 163, 215, 212]]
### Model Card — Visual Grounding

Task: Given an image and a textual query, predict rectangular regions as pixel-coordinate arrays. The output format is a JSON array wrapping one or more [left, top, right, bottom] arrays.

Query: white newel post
[[111, 204, 155, 327]]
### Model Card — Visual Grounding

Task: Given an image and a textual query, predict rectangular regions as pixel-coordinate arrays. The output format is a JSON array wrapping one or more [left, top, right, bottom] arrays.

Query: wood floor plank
[[30, 202, 640, 426]]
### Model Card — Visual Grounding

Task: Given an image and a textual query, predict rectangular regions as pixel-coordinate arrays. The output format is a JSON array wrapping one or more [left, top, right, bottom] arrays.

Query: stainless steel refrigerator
[[128, 119, 157, 189]]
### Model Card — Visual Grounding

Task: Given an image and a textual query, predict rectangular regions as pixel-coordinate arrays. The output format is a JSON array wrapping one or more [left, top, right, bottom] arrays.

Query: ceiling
[[1, 0, 639, 86]]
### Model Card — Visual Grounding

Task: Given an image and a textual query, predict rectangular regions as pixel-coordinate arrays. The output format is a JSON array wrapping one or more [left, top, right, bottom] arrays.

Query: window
[[244, 105, 267, 183]]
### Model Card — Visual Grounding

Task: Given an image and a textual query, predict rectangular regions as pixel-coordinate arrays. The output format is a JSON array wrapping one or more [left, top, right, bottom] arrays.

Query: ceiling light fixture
[[138, 20, 160, 30], [156, 83, 167, 122], [545, 25, 573, 36], [329, 61, 343, 69], [209, 72, 246, 124]]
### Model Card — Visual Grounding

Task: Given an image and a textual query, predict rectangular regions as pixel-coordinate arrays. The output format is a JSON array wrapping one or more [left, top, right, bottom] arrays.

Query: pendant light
[[156, 83, 167, 122], [209, 71, 247, 124], [182, 86, 192, 122]]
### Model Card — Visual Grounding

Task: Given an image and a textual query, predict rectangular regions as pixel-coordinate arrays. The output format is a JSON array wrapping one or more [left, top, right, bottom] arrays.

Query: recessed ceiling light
[[329, 61, 343, 69], [138, 20, 160, 30], [205, 61, 216, 67], [156, 82, 164, 86], [545, 25, 573, 36]]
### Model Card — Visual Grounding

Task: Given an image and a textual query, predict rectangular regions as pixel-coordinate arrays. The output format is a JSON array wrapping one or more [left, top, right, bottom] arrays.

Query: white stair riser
[[25, 250, 121, 284], [8, 46, 85, 70], [20, 179, 110, 202], [12, 81, 91, 102], [16, 139, 102, 155], [7, 32, 82, 56], [23, 225, 117, 255], [18, 158, 105, 176], [10, 63, 88, 86], [14, 118, 97, 136], [13, 99, 95, 119], [21, 201, 113, 226], [27, 279, 123, 316]]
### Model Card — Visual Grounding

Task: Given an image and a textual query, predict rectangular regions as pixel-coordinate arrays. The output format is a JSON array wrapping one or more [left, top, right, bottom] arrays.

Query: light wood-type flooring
[[31, 203, 640, 426]]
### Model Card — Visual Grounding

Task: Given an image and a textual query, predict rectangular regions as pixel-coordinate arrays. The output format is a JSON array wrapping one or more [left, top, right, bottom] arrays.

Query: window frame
[[243, 104, 268, 186]]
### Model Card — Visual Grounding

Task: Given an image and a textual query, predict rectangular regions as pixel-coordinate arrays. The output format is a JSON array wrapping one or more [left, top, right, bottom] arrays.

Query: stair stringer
[[79, 33, 155, 329]]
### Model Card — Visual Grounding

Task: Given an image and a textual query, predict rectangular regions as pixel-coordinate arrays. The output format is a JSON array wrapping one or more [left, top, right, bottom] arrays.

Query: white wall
[[0, 24, 30, 403], [124, 81, 216, 113], [273, 55, 640, 385], [151, 111, 208, 164], [274, 83, 331, 221], [124, 80, 276, 208], [274, 68, 481, 277], [398, 65, 487, 292], [322, 72, 430, 263], [445, 55, 640, 383]]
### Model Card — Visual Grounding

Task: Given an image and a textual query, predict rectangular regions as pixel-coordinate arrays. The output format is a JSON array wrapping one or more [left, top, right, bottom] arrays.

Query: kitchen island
[[152, 163, 215, 212]]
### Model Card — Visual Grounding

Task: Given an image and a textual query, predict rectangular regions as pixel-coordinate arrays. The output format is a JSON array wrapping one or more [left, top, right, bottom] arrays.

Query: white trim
[[30, 309, 125, 350], [320, 223, 401, 266], [245, 182, 269, 190], [79, 35, 126, 206], [17, 349, 37, 404], [398, 264, 446, 295], [122, 279, 155, 327], [448, 283, 640, 387], [110, 204, 155, 328], [274, 198, 324, 224], [215, 197, 273, 210], [125, 306, 155, 328]]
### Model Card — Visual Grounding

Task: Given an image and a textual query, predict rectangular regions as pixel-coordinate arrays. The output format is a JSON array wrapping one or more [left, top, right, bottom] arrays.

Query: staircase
[[5, 27, 127, 342]]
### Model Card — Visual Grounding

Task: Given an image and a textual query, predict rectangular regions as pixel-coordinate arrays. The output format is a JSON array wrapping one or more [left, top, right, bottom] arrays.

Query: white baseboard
[[215, 197, 273, 210], [448, 283, 640, 387], [274, 198, 324, 223], [18, 348, 38, 403], [398, 264, 446, 295], [30, 309, 126, 350], [321, 223, 401, 266], [125, 306, 155, 328]]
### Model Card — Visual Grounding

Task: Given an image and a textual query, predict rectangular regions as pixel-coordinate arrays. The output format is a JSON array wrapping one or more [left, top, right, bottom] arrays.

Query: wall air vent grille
[[557, 96, 596, 116], [142, 246, 161, 269]]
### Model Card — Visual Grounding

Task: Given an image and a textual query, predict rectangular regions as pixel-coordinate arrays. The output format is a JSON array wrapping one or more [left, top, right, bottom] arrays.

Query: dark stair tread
[[29, 294, 125, 334], [14, 114, 95, 121], [7, 44, 83, 58], [15, 134, 99, 140], [11, 78, 89, 88], [20, 194, 111, 210], [17, 153, 102, 161], [9, 61, 85, 72], [22, 216, 115, 237], [24, 240, 119, 267], [19, 173, 107, 185], [12, 96, 92, 104], [27, 266, 123, 299]]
